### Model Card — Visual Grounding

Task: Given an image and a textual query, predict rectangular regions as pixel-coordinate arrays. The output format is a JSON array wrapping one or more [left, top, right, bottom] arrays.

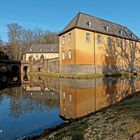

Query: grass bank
[[29, 71, 138, 79], [29, 71, 103, 79], [27, 92, 140, 140]]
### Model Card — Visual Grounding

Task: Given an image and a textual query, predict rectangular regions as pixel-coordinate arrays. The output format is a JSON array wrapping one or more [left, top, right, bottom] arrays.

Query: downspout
[[94, 32, 96, 74]]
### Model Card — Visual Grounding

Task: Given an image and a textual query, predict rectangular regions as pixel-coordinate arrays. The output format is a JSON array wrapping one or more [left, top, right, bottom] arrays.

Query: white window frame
[[52, 54, 55, 58], [97, 35, 101, 44], [86, 33, 90, 43], [107, 37, 111, 47], [62, 36, 65, 45], [68, 50, 72, 59], [62, 51, 65, 60], [46, 54, 48, 59], [68, 33, 71, 43]]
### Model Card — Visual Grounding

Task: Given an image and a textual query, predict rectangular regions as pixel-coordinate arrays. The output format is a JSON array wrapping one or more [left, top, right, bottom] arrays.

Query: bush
[[0, 51, 9, 60]]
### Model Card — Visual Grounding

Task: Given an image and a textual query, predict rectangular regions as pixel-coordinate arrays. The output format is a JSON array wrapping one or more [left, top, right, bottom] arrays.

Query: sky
[[0, 0, 140, 42]]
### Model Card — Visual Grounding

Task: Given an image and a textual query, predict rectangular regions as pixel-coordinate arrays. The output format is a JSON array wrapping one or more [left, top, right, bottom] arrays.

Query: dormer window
[[87, 21, 92, 28], [119, 30, 123, 35], [131, 34, 134, 38], [105, 26, 109, 31]]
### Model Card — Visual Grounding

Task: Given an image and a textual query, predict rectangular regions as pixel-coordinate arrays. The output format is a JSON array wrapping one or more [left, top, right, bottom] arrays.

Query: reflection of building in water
[[22, 76, 60, 93], [0, 77, 60, 118], [21, 77, 60, 110], [3, 87, 60, 118], [60, 77, 140, 119]]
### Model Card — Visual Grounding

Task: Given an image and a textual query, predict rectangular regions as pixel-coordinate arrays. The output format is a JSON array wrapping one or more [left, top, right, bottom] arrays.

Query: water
[[0, 75, 140, 140], [0, 76, 63, 140]]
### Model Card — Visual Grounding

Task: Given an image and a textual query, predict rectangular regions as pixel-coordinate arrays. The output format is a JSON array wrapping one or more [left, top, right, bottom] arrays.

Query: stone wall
[[60, 64, 120, 75], [29, 57, 59, 73], [47, 58, 59, 73]]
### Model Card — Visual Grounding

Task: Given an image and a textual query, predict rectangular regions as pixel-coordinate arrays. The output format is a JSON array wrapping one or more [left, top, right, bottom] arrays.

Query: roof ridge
[[75, 12, 81, 27], [58, 12, 139, 41], [61, 13, 79, 33], [79, 12, 127, 29]]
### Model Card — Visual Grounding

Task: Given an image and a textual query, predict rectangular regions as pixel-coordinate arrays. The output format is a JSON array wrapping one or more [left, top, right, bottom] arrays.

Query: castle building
[[58, 12, 140, 75]]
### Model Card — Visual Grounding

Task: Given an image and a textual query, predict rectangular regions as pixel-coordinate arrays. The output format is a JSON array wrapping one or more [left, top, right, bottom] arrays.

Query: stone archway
[[21, 61, 30, 82], [21, 61, 30, 74], [23, 66, 28, 73]]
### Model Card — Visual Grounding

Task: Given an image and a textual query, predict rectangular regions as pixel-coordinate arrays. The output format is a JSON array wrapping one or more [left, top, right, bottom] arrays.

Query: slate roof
[[58, 12, 140, 41], [26, 44, 59, 53]]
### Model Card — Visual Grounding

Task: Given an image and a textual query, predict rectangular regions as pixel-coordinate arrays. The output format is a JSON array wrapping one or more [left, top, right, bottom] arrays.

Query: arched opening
[[0, 75, 8, 83], [0, 64, 8, 73], [23, 66, 28, 73], [23, 66, 28, 81], [23, 74, 28, 81], [38, 67, 41, 72], [11, 65, 20, 74]]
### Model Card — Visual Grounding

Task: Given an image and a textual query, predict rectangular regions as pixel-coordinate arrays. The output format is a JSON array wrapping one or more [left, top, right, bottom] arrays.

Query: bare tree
[[0, 36, 3, 46], [43, 31, 58, 44], [7, 23, 23, 60], [7, 23, 58, 60], [21, 29, 34, 53], [33, 28, 44, 44]]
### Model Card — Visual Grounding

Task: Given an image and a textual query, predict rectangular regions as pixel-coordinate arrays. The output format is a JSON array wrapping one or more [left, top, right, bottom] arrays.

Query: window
[[87, 21, 92, 28], [62, 36, 65, 45], [119, 30, 123, 35], [131, 42, 135, 49], [63, 92, 66, 100], [52, 54, 55, 58], [105, 26, 109, 31], [86, 33, 90, 43], [62, 51, 65, 60], [97, 35, 101, 44], [36, 54, 38, 58], [131, 34, 134, 38], [68, 50, 72, 59], [46, 54, 48, 59], [69, 94, 72, 103], [116, 38, 123, 47], [68, 33, 71, 43], [116, 38, 120, 47], [107, 37, 111, 47], [124, 41, 127, 48]]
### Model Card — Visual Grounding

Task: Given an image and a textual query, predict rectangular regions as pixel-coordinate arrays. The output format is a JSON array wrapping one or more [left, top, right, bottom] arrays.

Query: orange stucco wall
[[59, 29, 76, 65], [59, 78, 138, 119], [59, 28, 140, 68]]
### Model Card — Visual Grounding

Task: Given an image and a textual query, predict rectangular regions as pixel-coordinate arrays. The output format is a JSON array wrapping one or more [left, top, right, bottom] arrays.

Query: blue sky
[[0, 0, 140, 42]]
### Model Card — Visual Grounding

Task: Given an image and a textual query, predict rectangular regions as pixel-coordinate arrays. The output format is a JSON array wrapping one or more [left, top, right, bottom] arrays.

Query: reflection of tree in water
[[0, 82, 59, 118], [8, 89, 59, 118], [0, 95, 4, 106], [103, 77, 119, 105], [103, 77, 136, 105], [129, 76, 136, 93], [9, 99, 45, 118]]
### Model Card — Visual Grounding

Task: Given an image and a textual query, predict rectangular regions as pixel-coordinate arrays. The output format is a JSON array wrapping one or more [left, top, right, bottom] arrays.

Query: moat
[[0, 75, 140, 140]]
